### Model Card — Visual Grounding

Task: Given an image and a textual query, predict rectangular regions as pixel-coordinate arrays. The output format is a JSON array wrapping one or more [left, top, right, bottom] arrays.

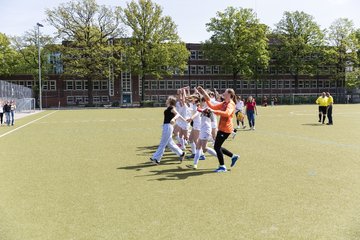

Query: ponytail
[[227, 89, 237, 104]]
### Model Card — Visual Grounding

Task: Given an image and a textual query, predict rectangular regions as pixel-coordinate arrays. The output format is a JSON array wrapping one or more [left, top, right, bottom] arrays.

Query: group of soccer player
[[150, 86, 260, 173], [315, 92, 334, 125]]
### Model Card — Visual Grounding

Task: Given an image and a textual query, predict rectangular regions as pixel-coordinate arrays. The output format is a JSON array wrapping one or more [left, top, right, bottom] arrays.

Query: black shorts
[[319, 106, 327, 114]]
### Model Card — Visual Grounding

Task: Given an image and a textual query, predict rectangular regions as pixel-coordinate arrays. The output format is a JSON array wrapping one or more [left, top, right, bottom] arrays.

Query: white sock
[[194, 149, 201, 166], [206, 147, 217, 157], [191, 142, 196, 154], [220, 165, 226, 168], [180, 138, 185, 149]]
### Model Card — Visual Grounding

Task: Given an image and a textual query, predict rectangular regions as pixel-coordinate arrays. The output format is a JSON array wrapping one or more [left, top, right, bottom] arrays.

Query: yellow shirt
[[316, 96, 328, 106], [327, 96, 334, 106]]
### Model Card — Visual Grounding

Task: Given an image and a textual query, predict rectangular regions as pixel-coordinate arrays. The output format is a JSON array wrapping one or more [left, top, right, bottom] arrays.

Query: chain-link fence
[[0, 80, 35, 112]]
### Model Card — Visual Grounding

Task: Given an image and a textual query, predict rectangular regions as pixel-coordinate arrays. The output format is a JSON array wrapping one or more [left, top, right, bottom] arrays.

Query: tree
[[0, 33, 20, 76], [327, 18, 359, 98], [120, 0, 189, 102], [204, 7, 269, 92], [46, 0, 123, 106], [273, 11, 325, 93], [346, 68, 360, 89]]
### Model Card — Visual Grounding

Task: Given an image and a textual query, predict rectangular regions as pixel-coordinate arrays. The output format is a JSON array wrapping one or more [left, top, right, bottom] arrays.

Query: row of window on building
[[67, 95, 110, 104], [182, 65, 340, 76], [144, 79, 338, 90]]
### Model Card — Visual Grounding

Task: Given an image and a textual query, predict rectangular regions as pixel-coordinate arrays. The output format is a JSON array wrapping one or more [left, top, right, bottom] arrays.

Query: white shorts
[[192, 120, 201, 131], [199, 131, 212, 140], [177, 121, 189, 131]]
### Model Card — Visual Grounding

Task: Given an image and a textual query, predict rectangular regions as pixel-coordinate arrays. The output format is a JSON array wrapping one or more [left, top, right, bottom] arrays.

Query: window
[[190, 50, 197, 60], [213, 80, 219, 89], [291, 80, 295, 89], [101, 96, 109, 102], [299, 80, 304, 89], [175, 81, 181, 89], [101, 81, 108, 90], [121, 72, 131, 92], [305, 80, 310, 88], [84, 97, 89, 103], [93, 81, 100, 90], [66, 81, 73, 90], [183, 80, 189, 87], [198, 80, 204, 88], [198, 51, 204, 60], [49, 81, 56, 91], [75, 80, 83, 90], [75, 96, 83, 103], [220, 80, 227, 89], [271, 80, 277, 89], [159, 95, 167, 102], [330, 81, 336, 88], [318, 80, 324, 88], [67, 96, 74, 104], [84, 81, 88, 90], [159, 81, 165, 90], [190, 66, 197, 75], [19, 81, 24, 86], [197, 66, 205, 75], [205, 66, 212, 75], [311, 80, 317, 88], [205, 81, 212, 89], [43, 81, 49, 91], [26, 81, 33, 88], [278, 80, 284, 88], [144, 80, 150, 90], [243, 81, 248, 89], [167, 81, 173, 90], [284, 80, 290, 88], [93, 96, 100, 103], [190, 80, 197, 88], [325, 80, 330, 88], [183, 65, 189, 75], [213, 66, 220, 75], [151, 95, 158, 101], [250, 81, 256, 89], [151, 81, 158, 90], [228, 81, 234, 89], [236, 80, 241, 89]]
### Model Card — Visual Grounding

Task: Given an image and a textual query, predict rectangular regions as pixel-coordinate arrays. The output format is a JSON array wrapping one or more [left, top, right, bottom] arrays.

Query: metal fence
[[0, 80, 35, 112]]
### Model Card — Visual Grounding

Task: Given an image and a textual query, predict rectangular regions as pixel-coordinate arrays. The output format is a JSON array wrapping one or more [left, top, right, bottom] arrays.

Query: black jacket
[[3, 104, 11, 113]]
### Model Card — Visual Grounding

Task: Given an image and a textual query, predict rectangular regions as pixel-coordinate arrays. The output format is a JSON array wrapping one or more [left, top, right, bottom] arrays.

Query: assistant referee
[[315, 92, 328, 124], [326, 92, 334, 125]]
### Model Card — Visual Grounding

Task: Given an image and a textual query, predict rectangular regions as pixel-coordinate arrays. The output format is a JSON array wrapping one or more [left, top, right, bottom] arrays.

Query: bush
[[112, 101, 120, 107], [140, 100, 155, 107]]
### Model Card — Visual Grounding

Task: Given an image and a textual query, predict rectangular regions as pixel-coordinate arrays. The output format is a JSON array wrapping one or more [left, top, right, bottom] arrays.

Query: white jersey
[[191, 104, 201, 124], [236, 100, 244, 112], [199, 110, 216, 140]]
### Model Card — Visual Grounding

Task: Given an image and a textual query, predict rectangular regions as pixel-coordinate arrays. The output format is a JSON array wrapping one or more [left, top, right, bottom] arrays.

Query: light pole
[[37, 22, 44, 110]]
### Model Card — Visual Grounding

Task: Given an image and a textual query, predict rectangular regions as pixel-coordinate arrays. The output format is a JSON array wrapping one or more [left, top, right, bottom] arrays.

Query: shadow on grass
[[302, 123, 325, 126]]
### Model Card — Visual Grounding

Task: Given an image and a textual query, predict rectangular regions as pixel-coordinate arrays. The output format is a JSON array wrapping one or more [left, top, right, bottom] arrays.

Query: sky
[[0, 0, 359, 43]]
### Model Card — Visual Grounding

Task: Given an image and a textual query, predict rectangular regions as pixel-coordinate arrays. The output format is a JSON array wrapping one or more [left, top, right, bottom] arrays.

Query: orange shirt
[[206, 99, 235, 133]]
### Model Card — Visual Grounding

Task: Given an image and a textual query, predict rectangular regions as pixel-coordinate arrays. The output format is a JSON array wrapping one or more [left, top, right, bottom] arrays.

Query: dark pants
[[0, 113, 3, 124], [247, 110, 255, 127], [327, 106, 333, 124], [214, 131, 233, 166]]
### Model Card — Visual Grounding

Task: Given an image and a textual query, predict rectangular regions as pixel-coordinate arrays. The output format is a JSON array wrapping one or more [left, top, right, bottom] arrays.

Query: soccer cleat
[[179, 152, 186, 163], [237, 125, 240, 129], [326, 123, 333, 125], [243, 125, 246, 129], [199, 155, 206, 160], [193, 164, 198, 170], [252, 127, 256, 130], [232, 132, 237, 139], [150, 158, 160, 165], [230, 155, 239, 167], [214, 166, 227, 173], [186, 154, 195, 159], [318, 120, 321, 123]]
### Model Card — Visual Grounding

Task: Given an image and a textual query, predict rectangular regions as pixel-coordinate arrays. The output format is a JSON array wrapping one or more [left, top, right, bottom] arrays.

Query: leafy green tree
[[0, 33, 20, 76], [204, 7, 269, 91], [327, 18, 359, 95], [273, 11, 325, 93], [46, 0, 123, 106], [120, 0, 189, 102], [346, 68, 360, 89]]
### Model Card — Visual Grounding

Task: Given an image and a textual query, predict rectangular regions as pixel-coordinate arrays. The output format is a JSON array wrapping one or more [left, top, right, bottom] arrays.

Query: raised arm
[[212, 101, 235, 118]]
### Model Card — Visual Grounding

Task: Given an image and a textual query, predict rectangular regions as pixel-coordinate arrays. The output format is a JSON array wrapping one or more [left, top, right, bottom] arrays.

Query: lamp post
[[37, 22, 44, 110]]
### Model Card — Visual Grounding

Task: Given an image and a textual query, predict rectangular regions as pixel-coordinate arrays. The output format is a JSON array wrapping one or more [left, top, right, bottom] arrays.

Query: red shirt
[[245, 101, 256, 111]]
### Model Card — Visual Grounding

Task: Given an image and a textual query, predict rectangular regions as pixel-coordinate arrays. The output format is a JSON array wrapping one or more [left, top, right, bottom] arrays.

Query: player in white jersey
[[186, 94, 201, 158], [208, 90, 219, 140], [177, 87, 191, 150], [187, 97, 217, 169], [231, 95, 246, 139]]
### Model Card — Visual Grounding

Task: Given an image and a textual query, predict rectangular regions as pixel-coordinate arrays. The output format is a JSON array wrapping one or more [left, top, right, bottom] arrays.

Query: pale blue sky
[[0, 0, 359, 42]]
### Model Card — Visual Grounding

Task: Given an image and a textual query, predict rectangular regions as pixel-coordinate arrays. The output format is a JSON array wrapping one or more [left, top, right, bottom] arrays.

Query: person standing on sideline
[[197, 87, 240, 173], [245, 96, 257, 130], [0, 101, 4, 126], [10, 100, 16, 126], [150, 96, 187, 165], [3, 101, 11, 126], [326, 92, 334, 125], [316, 92, 328, 124]]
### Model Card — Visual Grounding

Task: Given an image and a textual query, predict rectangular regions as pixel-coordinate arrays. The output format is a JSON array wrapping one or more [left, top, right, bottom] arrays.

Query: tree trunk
[[233, 72, 237, 92], [294, 74, 299, 94], [87, 78, 94, 106], [141, 74, 145, 102]]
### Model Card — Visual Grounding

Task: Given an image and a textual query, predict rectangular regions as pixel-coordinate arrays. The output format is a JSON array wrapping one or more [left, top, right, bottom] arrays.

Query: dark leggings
[[214, 131, 233, 166], [0, 113, 3, 124]]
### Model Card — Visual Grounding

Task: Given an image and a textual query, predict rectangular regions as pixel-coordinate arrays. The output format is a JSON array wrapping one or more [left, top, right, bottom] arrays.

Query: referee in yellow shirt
[[315, 92, 328, 124], [326, 92, 334, 125]]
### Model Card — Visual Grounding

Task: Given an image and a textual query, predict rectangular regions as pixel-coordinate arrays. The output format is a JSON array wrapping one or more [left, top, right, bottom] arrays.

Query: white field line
[[0, 111, 58, 139]]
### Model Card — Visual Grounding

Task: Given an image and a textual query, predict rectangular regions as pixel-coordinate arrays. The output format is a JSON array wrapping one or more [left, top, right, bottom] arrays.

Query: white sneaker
[[236, 125, 240, 129], [252, 127, 256, 130], [232, 132, 237, 139]]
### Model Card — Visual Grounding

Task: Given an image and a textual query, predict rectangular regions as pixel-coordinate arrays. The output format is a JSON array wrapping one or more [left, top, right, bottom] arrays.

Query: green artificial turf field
[[0, 105, 359, 240]]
